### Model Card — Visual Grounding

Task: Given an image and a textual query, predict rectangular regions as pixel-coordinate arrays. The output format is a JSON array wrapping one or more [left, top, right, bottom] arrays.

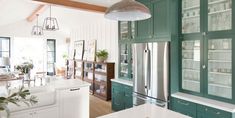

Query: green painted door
[[124, 85, 133, 109], [112, 82, 133, 111], [134, 0, 153, 41], [153, 0, 169, 38], [112, 82, 124, 111]]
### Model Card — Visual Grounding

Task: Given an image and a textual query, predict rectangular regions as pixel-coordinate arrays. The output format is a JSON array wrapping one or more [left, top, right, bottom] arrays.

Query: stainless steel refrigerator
[[132, 42, 169, 107]]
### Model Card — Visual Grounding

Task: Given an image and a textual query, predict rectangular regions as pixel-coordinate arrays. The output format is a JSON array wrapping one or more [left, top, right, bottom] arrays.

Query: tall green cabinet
[[171, 0, 235, 117], [179, 0, 234, 103], [114, 0, 179, 112]]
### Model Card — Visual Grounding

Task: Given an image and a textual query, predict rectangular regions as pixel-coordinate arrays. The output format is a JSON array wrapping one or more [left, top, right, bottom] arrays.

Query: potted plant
[[96, 50, 108, 62], [0, 87, 37, 118], [15, 62, 34, 80]]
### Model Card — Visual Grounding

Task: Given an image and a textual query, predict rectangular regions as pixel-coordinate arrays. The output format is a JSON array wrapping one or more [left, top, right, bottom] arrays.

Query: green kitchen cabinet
[[119, 21, 135, 42], [134, 0, 153, 41], [152, 0, 169, 38], [179, 0, 235, 104], [180, 36, 234, 103], [181, 0, 233, 34], [119, 44, 133, 80], [111, 81, 133, 111], [171, 97, 234, 118], [197, 105, 232, 118], [171, 97, 197, 118], [132, 0, 175, 42]]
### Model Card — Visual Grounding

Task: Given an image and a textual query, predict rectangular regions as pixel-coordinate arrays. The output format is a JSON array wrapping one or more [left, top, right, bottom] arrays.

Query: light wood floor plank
[[90, 95, 112, 118]]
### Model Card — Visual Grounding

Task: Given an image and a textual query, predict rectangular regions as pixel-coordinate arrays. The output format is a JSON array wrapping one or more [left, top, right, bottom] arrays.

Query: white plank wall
[[70, 19, 119, 77]]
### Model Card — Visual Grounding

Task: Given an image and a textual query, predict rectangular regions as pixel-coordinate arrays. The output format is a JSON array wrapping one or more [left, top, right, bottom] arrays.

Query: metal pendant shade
[[104, 0, 151, 21], [43, 5, 59, 31], [31, 14, 43, 35]]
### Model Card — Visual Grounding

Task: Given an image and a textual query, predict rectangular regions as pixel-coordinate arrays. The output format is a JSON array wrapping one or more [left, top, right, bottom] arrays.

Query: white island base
[[98, 103, 191, 118], [0, 78, 90, 118]]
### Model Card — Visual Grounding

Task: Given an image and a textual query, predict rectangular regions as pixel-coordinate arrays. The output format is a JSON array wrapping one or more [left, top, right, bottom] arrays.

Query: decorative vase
[[97, 57, 107, 62], [23, 73, 30, 80]]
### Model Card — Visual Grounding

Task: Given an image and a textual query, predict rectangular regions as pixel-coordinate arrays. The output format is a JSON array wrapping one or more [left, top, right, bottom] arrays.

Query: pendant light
[[31, 14, 43, 35], [104, 0, 151, 21], [43, 5, 59, 31]]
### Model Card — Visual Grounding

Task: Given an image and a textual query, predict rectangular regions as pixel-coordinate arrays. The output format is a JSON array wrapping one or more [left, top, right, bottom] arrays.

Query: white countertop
[[111, 79, 133, 86], [0, 78, 90, 112], [48, 78, 90, 90], [172, 92, 235, 112], [0, 77, 90, 95], [98, 103, 191, 118]]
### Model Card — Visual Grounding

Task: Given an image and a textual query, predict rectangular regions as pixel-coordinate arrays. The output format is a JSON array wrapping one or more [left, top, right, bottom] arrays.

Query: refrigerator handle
[[144, 48, 151, 90]]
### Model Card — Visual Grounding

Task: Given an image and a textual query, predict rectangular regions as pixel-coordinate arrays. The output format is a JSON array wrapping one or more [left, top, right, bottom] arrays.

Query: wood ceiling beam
[[33, 0, 107, 13], [27, 4, 47, 22]]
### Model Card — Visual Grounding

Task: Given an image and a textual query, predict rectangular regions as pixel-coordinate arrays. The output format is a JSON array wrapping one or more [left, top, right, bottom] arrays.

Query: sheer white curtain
[[11, 37, 47, 75]]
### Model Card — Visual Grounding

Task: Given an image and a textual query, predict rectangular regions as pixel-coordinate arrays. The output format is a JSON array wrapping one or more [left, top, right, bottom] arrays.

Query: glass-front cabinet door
[[207, 38, 232, 99], [182, 40, 201, 92], [208, 0, 232, 31], [181, 0, 200, 34], [119, 44, 129, 78], [119, 21, 129, 40]]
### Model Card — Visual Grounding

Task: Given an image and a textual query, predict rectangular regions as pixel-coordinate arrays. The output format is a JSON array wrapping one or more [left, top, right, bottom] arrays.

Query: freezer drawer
[[133, 92, 166, 107]]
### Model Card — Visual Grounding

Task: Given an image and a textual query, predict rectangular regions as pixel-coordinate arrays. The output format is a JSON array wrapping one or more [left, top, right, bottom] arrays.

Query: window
[[0, 37, 10, 57], [47, 39, 56, 75]]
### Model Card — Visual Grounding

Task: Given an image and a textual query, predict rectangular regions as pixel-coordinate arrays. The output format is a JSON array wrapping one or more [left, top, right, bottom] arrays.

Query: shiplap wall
[[70, 19, 119, 77]]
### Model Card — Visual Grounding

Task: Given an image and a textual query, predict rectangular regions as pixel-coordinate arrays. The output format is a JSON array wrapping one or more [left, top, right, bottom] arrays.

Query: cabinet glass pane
[[208, 39, 232, 99], [120, 44, 129, 78], [95, 64, 107, 73], [208, 0, 232, 31], [120, 21, 129, 40], [131, 21, 135, 39], [182, 0, 200, 33], [182, 40, 200, 92]]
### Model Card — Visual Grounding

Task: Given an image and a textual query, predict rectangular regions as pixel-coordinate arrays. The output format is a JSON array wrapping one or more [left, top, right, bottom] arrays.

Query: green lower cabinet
[[197, 105, 232, 118], [171, 97, 233, 118], [171, 97, 197, 118], [111, 81, 133, 111]]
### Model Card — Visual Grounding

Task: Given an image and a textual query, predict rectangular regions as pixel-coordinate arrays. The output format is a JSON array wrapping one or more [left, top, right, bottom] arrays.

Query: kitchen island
[[98, 103, 191, 118], [0, 78, 90, 118]]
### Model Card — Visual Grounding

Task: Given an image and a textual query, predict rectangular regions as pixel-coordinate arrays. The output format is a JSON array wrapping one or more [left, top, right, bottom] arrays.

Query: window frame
[[0, 37, 11, 58], [47, 39, 56, 75]]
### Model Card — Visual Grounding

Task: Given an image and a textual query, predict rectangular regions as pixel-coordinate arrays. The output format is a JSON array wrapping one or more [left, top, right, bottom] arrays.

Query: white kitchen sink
[[8, 86, 56, 112]]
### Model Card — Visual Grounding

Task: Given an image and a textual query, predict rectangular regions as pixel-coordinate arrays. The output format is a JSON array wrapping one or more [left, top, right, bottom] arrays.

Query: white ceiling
[[0, 0, 120, 27], [0, 0, 38, 26], [71, 0, 121, 7]]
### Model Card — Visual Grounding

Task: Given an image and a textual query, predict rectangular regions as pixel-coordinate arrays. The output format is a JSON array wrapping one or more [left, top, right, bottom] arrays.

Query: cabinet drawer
[[197, 105, 231, 118], [171, 97, 196, 118], [172, 97, 196, 111]]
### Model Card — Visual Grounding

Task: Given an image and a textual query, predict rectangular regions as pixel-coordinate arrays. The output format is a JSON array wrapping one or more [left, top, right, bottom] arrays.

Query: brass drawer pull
[[177, 101, 189, 106]]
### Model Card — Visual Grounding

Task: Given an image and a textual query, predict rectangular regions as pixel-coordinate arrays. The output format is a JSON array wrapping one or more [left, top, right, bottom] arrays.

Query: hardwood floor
[[90, 95, 112, 118]]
